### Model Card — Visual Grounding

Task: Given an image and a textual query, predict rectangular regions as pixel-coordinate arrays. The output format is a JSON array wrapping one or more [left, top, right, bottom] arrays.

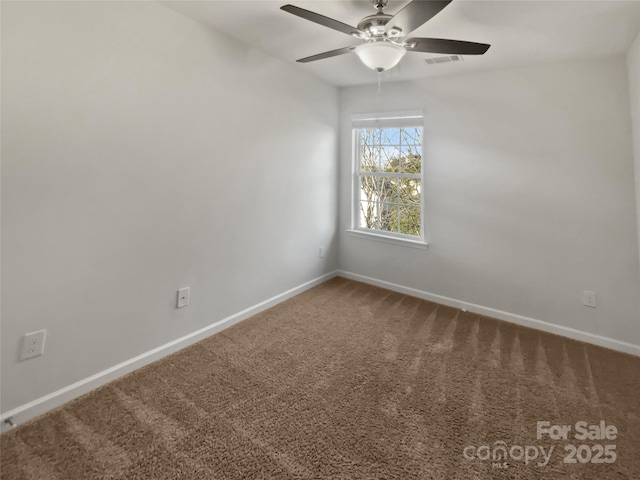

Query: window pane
[[398, 205, 421, 236], [360, 145, 379, 172], [382, 177, 399, 201], [399, 178, 421, 205], [400, 149, 421, 174], [381, 128, 400, 146], [401, 127, 421, 146], [381, 146, 401, 172], [360, 200, 396, 231], [362, 128, 380, 145], [380, 202, 398, 233], [360, 175, 384, 202], [360, 201, 379, 230]]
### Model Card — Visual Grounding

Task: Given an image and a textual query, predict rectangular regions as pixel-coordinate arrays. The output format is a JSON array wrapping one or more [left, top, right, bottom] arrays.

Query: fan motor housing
[[357, 13, 393, 37]]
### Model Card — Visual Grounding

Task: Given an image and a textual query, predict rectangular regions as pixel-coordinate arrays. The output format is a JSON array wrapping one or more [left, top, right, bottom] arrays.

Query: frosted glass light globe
[[354, 42, 406, 72]]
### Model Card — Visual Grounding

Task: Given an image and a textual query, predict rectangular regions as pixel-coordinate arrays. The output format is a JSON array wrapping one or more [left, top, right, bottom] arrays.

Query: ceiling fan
[[281, 0, 490, 73]]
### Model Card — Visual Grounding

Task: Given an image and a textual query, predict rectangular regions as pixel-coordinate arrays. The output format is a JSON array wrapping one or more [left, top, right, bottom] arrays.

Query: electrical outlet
[[20, 330, 46, 361], [583, 290, 597, 308], [319, 246, 325, 258], [177, 287, 190, 308]]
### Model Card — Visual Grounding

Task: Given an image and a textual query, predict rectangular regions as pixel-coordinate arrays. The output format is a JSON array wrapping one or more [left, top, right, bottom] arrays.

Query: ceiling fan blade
[[296, 46, 356, 63], [405, 37, 490, 55], [281, 5, 365, 38], [385, 0, 452, 36]]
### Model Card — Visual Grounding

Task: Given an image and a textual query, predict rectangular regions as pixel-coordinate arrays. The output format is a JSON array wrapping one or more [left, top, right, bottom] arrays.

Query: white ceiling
[[160, 0, 640, 87]]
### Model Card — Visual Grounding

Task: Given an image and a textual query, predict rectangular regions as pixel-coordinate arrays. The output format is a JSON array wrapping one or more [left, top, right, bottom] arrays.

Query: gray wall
[[339, 57, 640, 348], [629, 32, 640, 284], [2, 1, 639, 422], [1, 1, 339, 413]]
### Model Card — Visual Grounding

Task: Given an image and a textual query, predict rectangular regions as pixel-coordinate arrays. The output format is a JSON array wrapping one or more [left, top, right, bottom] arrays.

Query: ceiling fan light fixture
[[354, 42, 406, 72]]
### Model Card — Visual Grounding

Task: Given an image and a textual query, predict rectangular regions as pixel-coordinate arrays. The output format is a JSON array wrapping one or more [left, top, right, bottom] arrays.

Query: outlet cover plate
[[177, 287, 190, 308], [21, 330, 46, 360], [583, 290, 597, 308]]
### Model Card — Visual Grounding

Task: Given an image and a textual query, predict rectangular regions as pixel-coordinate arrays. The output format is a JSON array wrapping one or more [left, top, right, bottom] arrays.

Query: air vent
[[425, 55, 464, 65]]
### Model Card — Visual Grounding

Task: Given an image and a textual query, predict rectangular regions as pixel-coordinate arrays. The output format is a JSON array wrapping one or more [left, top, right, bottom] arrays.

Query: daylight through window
[[353, 113, 424, 240]]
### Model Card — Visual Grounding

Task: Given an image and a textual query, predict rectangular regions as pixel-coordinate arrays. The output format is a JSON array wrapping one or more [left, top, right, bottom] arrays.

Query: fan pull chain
[[377, 71, 382, 95]]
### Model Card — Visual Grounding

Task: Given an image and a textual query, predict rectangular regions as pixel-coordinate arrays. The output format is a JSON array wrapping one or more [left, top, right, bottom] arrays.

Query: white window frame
[[349, 111, 428, 249]]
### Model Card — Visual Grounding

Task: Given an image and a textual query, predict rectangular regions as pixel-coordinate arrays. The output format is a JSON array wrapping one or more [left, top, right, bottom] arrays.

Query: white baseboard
[[0, 271, 339, 432], [338, 270, 640, 357], [3, 269, 636, 432]]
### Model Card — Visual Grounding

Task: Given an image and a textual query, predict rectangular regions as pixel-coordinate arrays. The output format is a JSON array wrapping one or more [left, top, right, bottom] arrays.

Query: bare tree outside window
[[357, 126, 422, 237]]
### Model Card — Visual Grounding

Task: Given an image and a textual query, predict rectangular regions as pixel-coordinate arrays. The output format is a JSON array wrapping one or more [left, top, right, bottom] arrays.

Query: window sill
[[346, 229, 429, 250]]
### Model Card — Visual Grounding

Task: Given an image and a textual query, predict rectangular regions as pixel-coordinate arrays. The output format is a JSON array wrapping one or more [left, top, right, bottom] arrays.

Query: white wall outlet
[[583, 290, 597, 308], [20, 330, 46, 360], [177, 287, 190, 308], [319, 246, 325, 258]]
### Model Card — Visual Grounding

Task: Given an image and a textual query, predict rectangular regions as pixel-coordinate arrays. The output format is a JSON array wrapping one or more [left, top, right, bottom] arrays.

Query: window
[[352, 112, 425, 244]]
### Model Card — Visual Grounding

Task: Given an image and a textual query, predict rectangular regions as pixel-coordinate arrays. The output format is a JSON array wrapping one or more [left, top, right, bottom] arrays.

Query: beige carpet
[[2, 277, 639, 479]]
